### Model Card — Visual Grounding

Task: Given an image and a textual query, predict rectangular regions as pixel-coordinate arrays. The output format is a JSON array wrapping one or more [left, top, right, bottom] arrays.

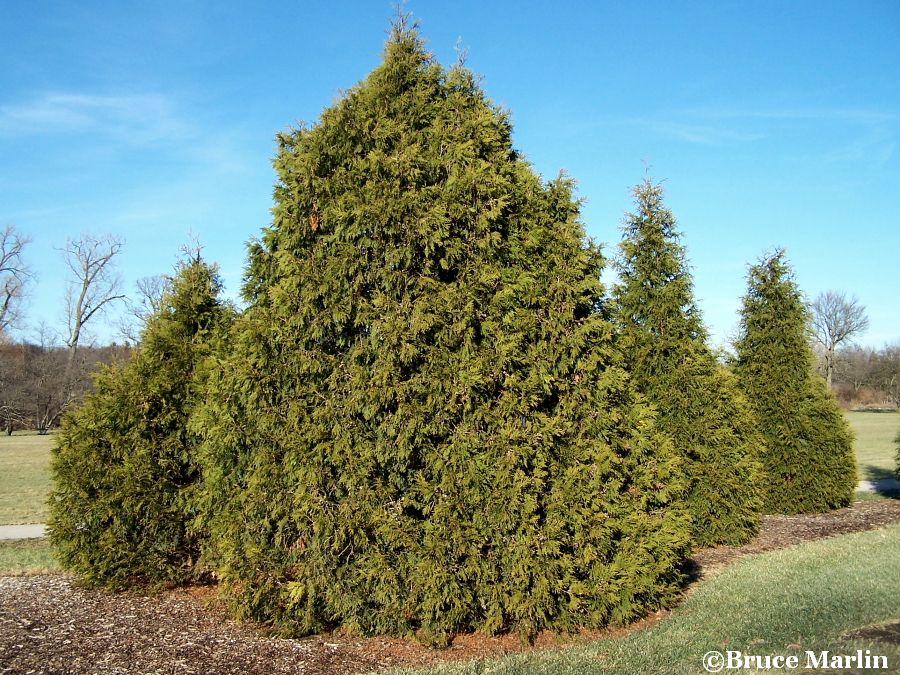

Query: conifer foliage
[[49, 256, 230, 587], [613, 181, 762, 546], [895, 432, 899, 480], [733, 251, 856, 514], [195, 23, 690, 644]]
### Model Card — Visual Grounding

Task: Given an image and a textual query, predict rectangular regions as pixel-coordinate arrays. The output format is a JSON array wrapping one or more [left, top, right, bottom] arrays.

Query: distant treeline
[[0, 342, 132, 434], [824, 344, 900, 409]]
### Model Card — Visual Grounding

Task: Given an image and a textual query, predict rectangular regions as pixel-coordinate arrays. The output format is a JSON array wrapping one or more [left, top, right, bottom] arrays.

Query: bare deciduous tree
[[61, 234, 126, 410], [0, 225, 33, 337], [873, 343, 900, 407], [811, 290, 870, 389], [29, 345, 69, 434], [0, 341, 28, 434], [135, 274, 168, 315], [63, 233, 125, 363], [835, 346, 876, 394], [828, 342, 900, 408], [119, 273, 170, 344]]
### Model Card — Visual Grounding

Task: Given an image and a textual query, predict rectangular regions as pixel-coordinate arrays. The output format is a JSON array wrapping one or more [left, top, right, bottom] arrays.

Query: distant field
[[0, 433, 54, 525], [845, 411, 900, 481]]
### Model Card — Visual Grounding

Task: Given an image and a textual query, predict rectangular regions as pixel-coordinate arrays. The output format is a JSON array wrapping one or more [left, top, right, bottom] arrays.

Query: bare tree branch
[[811, 290, 870, 389], [119, 273, 170, 344], [0, 225, 33, 336], [62, 233, 125, 386]]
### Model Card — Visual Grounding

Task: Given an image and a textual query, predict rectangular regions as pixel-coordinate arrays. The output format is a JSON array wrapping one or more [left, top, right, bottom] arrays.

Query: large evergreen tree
[[613, 181, 762, 546], [49, 256, 230, 587], [733, 250, 856, 513], [195, 22, 690, 644]]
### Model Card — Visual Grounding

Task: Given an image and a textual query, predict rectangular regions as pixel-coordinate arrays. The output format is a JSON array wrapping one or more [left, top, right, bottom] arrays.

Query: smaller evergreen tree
[[895, 431, 899, 480], [48, 255, 231, 587], [614, 180, 762, 546], [733, 250, 856, 513]]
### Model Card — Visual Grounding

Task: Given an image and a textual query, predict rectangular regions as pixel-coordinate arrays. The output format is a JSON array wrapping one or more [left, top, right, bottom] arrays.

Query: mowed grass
[[0, 538, 60, 574], [845, 410, 900, 481], [397, 524, 900, 674], [0, 432, 55, 525]]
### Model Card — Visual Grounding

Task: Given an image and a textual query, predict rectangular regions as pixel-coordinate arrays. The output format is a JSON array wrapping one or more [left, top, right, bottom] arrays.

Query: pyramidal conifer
[[195, 21, 690, 644], [49, 255, 231, 586], [733, 250, 856, 513], [613, 180, 762, 546]]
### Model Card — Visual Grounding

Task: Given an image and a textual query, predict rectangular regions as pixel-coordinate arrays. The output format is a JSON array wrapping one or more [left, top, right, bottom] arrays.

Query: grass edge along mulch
[[0, 537, 60, 575]]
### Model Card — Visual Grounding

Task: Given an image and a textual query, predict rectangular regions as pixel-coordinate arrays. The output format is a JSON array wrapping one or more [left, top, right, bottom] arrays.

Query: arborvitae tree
[[613, 181, 762, 547], [194, 22, 690, 644], [48, 256, 231, 587], [895, 431, 899, 480], [733, 250, 856, 513]]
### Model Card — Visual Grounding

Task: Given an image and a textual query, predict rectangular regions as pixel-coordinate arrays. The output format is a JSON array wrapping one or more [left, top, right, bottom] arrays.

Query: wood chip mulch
[[2, 498, 898, 675], [690, 497, 900, 578]]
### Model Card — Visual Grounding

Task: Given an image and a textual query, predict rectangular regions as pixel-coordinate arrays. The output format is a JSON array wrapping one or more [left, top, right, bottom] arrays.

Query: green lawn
[[0, 432, 54, 525], [0, 538, 60, 574], [397, 524, 900, 674], [845, 410, 900, 481]]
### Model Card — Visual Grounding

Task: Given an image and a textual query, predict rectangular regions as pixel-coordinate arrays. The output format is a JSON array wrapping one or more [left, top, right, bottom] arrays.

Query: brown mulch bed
[[2, 498, 898, 675], [846, 620, 900, 645], [690, 497, 900, 578]]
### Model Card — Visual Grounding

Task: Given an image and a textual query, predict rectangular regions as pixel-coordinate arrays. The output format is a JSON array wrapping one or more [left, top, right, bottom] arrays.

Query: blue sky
[[2, 1, 898, 348]]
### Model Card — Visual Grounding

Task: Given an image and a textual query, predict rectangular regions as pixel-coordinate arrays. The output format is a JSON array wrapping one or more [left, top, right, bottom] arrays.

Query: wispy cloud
[[824, 133, 895, 165], [672, 106, 897, 124], [0, 90, 260, 176], [621, 105, 898, 163], [639, 119, 766, 145], [0, 92, 190, 145]]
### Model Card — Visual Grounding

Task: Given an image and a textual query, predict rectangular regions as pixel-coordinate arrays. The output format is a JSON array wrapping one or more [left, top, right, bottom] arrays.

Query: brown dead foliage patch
[[1, 497, 898, 674]]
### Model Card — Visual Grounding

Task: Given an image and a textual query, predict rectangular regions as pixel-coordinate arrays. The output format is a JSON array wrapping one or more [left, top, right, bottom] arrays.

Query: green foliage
[[613, 181, 762, 547], [395, 524, 900, 674], [733, 251, 856, 514], [48, 257, 231, 587], [195, 24, 691, 644], [895, 431, 899, 480]]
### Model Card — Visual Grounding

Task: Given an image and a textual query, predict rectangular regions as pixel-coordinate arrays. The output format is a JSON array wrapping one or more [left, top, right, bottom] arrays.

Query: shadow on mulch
[[846, 621, 900, 646]]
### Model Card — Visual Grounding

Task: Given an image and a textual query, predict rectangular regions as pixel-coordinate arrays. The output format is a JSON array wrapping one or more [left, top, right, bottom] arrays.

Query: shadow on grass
[[679, 557, 703, 586], [860, 465, 900, 499]]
